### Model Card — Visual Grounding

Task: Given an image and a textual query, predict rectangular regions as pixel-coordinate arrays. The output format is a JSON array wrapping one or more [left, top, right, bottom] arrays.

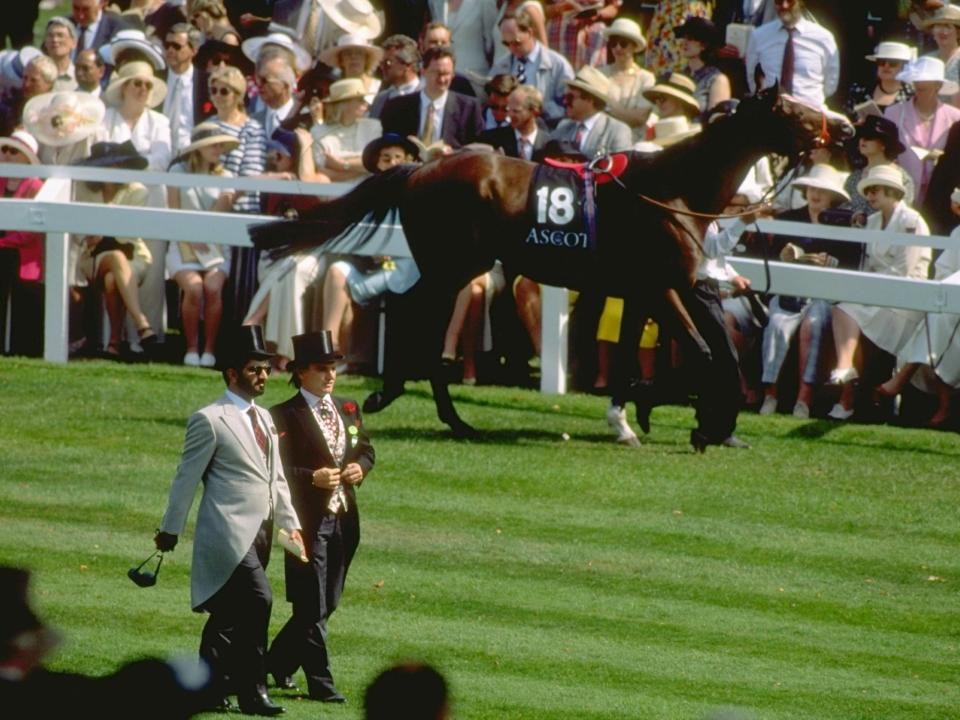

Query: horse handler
[[155, 325, 303, 716], [267, 331, 375, 703]]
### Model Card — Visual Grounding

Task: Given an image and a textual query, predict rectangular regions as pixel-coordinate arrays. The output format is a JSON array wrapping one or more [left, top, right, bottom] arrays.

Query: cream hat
[[865, 41, 916, 63], [896, 56, 960, 95], [323, 77, 367, 103], [319, 33, 383, 72], [643, 72, 700, 114], [792, 163, 850, 201], [651, 115, 701, 147], [317, 0, 383, 40], [565, 65, 611, 105], [920, 4, 960, 29], [23, 91, 106, 147], [603, 18, 646, 52], [242, 31, 312, 73], [178, 122, 240, 158], [0, 129, 41, 165], [99, 29, 166, 71], [103, 60, 167, 107], [856, 163, 907, 196]]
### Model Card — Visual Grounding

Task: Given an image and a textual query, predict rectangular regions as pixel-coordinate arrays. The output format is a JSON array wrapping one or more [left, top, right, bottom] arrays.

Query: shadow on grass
[[784, 419, 960, 458]]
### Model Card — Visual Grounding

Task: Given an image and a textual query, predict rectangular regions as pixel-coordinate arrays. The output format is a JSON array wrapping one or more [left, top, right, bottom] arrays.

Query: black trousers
[[268, 511, 359, 696], [199, 520, 273, 701]]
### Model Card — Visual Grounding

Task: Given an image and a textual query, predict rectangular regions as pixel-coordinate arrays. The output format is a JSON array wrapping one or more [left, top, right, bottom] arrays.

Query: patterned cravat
[[317, 397, 345, 463], [246, 407, 268, 456]]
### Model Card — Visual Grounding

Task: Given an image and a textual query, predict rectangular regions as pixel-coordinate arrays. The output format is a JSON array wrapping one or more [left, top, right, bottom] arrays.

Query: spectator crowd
[[1, 0, 959, 431]]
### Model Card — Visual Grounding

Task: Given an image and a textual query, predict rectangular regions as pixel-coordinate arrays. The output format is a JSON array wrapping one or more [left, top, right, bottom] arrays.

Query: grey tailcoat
[[160, 393, 301, 610]]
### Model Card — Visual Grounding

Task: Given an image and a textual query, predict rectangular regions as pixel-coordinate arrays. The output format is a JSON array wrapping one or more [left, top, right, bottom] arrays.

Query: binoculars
[[128, 550, 164, 588]]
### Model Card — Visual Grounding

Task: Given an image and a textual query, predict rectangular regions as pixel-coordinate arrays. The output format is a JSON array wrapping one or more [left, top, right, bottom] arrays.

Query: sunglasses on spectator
[[0, 146, 23, 157], [131, 79, 153, 90], [164, 40, 185, 51], [607, 37, 633, 49], [257, 75, 283, 86], [488, 101, 508, 110], [245, 364, 272, 376], [875, 59, 903, 67], [209, 86, 233, 96]]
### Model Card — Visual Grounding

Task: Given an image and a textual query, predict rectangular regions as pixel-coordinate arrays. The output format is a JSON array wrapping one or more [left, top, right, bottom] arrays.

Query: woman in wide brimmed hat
[[100, 28, 166, 72], [74, 141, 159, 358], [643, 71, 701, 122], [165, 123, 241, 367], [757, 163, 857, 420], [828, 163, 933, 419], [845, 114, 915, 214], [845, 41, 916, 118], [600, 18, 656, 140], [920, 4, 960, 94], [311, 78, 381, 181], [102, 60, 172, 176], [885, 55, 960, 206], [0, 130, 44, 283], [319, 34, 383, 103], [675, 16, 730, 113]]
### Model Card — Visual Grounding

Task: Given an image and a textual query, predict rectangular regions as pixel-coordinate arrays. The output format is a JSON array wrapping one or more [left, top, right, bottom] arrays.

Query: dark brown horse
[[251, 87, 853, 440]]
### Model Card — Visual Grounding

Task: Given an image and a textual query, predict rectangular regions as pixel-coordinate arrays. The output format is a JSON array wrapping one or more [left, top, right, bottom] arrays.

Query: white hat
[[896, 56, 960, 95], [102, 60, 168, 107], [99, 29, 166, 71], [651, 115, 701, 147], [22, 91, 106, 147], [602, 18, 647, 52], [0, 46, 42, 88], [242, 31, 312, 74], [317, 0, 383, 40], [920, 4, 960, 29], [856, 163, 907, 196], [865, 41, 916, 63], [564, 65, 611, 105], [735, 176, 765, 205], [792, 163, 850, 200], [0, 129, 40, 164], [319, 33, 383, 72], [323, 77, 367, 104]]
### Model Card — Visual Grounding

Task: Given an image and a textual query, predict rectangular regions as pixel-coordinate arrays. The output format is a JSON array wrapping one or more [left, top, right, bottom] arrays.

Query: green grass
[[1, 357, 958, 719]]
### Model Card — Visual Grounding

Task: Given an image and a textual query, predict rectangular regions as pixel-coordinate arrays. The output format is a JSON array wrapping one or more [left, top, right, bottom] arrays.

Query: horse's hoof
[[362, 389, 403, 413], [448, 420, 479, 440], [690, 430, 709, 454], [616, 433, 641, 448], [629, 380, 654, 435]]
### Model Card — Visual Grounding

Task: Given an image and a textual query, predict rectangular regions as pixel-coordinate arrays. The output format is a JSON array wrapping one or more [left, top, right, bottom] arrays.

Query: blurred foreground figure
[[0, 566, 210, 719], [364, 661, 450, 720]]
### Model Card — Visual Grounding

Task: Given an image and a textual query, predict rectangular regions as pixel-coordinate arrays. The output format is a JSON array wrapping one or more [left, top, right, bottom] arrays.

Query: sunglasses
[[209, 86, 233, 96], [164, 40, 185, 51], [0, 146, 23, 157], [607, 37, 633, 49], [875, 59, 903, 67], [245, 365, 272, 376], [131, 78, 153, 90]]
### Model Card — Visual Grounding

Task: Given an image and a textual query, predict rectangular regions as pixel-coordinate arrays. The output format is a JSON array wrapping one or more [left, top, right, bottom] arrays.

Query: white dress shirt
[[515, 127, 538, 160], [745, 18, 839, 108], [419, 90, 449, 143], [164, 68, 194, 154], [224, 389, 268, 452], [265, 97, 295, 138]]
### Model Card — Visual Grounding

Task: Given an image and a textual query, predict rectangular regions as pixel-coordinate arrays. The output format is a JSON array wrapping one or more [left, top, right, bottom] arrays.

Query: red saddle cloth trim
[[542, 153, 628, 185]]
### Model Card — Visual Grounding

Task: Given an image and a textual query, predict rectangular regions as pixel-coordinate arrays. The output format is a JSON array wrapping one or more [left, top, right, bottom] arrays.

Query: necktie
[[168, 76, 183, 153], [76, 26, 88, 54], [574, 122, 587, 149], [516, 57, 527, 84], [247, 407, 268, 456], [519, 137, 530, 160], [421, 102, 435, 143], [780, 26, 796, 94], [318, 398, 340, 446]]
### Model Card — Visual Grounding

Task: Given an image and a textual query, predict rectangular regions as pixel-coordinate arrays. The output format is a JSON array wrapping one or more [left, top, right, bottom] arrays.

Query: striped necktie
[[516, 56, 527, 83]]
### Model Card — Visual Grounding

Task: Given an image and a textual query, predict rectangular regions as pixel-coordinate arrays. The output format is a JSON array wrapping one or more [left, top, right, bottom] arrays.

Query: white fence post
[[540, 285, 568, 394], [38, 178, 72, 363]]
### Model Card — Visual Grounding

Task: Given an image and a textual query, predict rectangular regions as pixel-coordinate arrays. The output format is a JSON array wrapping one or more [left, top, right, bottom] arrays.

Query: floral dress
[[644, 0, 713, 76]]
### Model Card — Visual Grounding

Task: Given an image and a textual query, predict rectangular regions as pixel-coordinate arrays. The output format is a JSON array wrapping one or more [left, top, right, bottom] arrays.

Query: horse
[[251, 86, 854, 444]]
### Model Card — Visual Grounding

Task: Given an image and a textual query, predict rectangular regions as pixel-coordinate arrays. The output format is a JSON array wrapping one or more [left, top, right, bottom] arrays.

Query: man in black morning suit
[[267, 331, 375, 704], [477, 84, 548, 160]]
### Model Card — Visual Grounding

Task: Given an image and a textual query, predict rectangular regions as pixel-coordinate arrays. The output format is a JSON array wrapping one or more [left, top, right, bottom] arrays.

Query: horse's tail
[[249, 164, 417, 257]]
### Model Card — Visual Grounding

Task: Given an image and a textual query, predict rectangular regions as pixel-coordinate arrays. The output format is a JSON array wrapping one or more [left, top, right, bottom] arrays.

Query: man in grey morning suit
[[155, 325, 303, 717]]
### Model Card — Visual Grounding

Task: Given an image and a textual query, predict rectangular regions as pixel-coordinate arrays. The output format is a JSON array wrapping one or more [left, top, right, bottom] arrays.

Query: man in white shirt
[[478, 84, 547, 160], [253, 54, 297, 137], [549, 65, 632, 159], [369, 34, 422, 119], [744, 0, 839, 108], [42, 17, 78, 90], [163, 23, 201, 154]]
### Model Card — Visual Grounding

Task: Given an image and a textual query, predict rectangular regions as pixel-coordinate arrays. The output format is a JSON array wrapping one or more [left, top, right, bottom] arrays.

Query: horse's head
[[736, 84, 854, 161]]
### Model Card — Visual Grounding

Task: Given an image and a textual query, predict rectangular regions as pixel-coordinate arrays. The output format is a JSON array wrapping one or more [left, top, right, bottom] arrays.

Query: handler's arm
[[158, 412, 216, 537]]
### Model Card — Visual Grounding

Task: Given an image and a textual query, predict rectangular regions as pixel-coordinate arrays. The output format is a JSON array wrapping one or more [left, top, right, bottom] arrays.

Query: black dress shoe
[[238, 692, 285, 716], [273, 675, 299, 691], [309, 690, 347, 704], [206, 696, 238, 714], [362, 387, 404, 413], [690, 429, 710, 453]]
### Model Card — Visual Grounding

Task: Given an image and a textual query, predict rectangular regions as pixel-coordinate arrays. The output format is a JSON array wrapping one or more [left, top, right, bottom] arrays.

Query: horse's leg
[[605, 297, 644, 445]]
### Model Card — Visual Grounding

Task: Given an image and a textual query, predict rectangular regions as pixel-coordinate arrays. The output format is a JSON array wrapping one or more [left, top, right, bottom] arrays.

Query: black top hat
[[361, 133, 421, 173], [218, 325, 274, 370], [0, 567, 43, 650], [288, 331, 343, 369], [674, 17, 721, 47], [856, 114, 906, 156], [73, 140, 148, 170]]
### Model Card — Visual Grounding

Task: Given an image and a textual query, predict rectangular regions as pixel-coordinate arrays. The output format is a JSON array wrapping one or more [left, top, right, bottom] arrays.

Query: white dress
[[837, 202, 932, 355], [164, 162, 232, 276], [311, 117, 382, 169]]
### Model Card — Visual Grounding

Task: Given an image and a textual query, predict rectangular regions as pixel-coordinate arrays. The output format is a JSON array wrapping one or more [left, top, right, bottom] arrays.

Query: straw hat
[[241, 31, 312, 74], [323, 77, 367, 104], [178, 122, 240, 158], [103, 61, 167, 107], [23, 91, 105, 147], [0, 46, 42, 88], [791, 163, 850, 200], [565, 65, 611, 105], [99, 29, 166, 71], [602, 18, 646, 51], [865, 41, 915, 63], [920, 4, 960, 29], [0, 129, 40, 165], [643, 72, 700, 114], [317, 0, 383, 40], [856, 163, 907, 196], [651, 115, 701, 147], [319, 33, 383, 72], [896, 56, 960, 95]]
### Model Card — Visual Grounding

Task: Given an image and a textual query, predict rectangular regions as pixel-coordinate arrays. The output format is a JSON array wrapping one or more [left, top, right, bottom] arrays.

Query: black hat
[[361, 133, 421, 173], [533, 139, 588, 163], [674, 17, 721, 47], [0, 567, 43, 650], [196, 39, 254, 75], [856, 114, 906, 156], [73, 140, 148, 169], [218, 325, 274, 370], [288, 330, 343, 369]]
